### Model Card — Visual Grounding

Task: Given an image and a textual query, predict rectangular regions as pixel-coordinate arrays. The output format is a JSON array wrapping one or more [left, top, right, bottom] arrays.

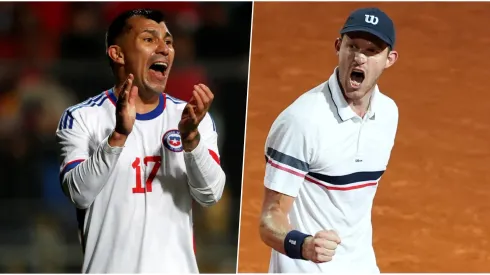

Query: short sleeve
[[197, 112, 221, 164], [56, 108, 93, 183], [264, 113, 312, 197]]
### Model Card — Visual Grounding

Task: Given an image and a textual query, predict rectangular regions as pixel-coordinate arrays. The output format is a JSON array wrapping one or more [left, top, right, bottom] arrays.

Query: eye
[[347, 44, 358, 51], [143, 37, 153, 43], [165, 39, 173, 45], [364, 48, 380, 56]]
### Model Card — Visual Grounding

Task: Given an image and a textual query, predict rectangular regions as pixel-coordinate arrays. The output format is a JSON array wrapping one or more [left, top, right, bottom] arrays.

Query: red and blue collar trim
[[106, 88, 166, 121]]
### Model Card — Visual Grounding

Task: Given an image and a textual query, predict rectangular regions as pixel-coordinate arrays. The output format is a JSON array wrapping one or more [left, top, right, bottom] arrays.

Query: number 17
[[132, 156, 162, 193]]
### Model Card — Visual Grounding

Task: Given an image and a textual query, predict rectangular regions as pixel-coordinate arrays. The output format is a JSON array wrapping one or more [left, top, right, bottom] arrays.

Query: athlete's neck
[[347, 90, 372, 118], [114, 81, 161, 114], [135, 89, 161, 114]]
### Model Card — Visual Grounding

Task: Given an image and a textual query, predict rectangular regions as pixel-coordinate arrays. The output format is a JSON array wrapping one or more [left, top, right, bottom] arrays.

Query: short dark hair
[[105, 9, 166, 70]]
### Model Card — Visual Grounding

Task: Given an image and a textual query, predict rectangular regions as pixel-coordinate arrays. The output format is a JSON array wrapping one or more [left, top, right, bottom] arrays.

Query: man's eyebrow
[[142, 29, 159, 36], [141, 29, 172, 39]]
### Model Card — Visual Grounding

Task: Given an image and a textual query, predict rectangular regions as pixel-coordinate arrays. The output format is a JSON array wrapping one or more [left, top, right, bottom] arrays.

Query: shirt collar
[[326, 67, 378, 122]]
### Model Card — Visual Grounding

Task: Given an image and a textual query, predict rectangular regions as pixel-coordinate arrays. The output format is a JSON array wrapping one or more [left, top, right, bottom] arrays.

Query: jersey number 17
[[131, 156, 162, 193]]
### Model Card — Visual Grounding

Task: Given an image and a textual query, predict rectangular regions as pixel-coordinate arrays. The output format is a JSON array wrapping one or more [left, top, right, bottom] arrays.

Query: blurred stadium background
[[0, 1, 251, 273]]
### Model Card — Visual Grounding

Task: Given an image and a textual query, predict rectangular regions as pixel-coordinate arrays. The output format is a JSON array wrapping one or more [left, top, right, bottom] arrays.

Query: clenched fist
[[301, 230, 341, 263]]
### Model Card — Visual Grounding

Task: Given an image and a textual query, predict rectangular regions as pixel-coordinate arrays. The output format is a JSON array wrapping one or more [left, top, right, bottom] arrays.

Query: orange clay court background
[[238, 2, 490, 273]]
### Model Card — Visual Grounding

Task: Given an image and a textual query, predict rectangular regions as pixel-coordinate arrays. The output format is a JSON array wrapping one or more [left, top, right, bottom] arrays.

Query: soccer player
[[259, 7, 399, 273], [56, 9, 226, 273]]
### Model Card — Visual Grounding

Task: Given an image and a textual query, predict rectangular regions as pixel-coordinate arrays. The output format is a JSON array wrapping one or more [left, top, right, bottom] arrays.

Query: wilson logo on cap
[[364, 14, 379, 25]]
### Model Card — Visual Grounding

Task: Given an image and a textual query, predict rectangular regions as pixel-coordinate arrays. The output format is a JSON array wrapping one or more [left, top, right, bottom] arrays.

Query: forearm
[[62, 134, 124, 209], [183, 133, 226, 206], [259, 207, 294, 254]]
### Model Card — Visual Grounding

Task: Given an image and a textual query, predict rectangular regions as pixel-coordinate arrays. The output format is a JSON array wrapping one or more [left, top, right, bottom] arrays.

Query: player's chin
[[343, 87, 367, 100], [144, 80, 167, 94]]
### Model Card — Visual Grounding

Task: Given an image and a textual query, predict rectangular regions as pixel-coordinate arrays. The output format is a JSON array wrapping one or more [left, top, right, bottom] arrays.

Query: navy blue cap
[[340, 7, 395, 49]]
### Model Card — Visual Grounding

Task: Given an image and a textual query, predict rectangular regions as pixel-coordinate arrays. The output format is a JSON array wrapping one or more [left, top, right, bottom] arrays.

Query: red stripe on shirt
[[305, 175, 377, 191], [267, 159, 306, 178], [208, 149, 220, 165]]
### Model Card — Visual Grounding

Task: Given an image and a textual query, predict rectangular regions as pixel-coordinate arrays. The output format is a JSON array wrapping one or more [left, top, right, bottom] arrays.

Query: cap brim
[[340, 26, 393, 48]]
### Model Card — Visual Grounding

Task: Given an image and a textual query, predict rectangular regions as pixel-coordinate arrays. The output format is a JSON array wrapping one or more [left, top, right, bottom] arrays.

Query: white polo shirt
[[264, 68, 399, 273]]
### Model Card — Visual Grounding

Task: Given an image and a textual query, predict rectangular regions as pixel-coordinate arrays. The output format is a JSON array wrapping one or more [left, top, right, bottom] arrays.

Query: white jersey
[[264, 68, 398, 273], [56, 88, 225, 273]]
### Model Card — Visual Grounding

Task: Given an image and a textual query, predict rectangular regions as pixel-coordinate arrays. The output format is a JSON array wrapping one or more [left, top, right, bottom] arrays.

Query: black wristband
[[284, 230, 310, 260]]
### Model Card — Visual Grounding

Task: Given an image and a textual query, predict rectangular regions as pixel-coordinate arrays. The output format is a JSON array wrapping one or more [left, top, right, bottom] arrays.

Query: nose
[[156, 39, 170, 56], [354, 51, 367, 65]]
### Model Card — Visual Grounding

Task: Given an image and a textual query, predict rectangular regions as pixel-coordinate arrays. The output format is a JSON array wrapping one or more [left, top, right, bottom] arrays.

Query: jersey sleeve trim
[[60, 159, 85, 180], [265, 147, 309, 176], [265, 156, 307, 178]]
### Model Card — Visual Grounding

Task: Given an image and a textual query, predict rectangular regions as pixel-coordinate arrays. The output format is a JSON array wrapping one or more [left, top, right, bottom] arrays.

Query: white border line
[[235, 0, 255, 273]]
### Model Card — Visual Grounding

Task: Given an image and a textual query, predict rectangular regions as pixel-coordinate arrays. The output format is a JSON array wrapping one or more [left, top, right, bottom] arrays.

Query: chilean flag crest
[[163, 129, 184, 152]]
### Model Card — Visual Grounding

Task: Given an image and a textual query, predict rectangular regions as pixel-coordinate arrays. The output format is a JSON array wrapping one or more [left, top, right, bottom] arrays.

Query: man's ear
[[108, 45, 125, 66], [334, 37, 342, 55], [385, 49, 398, 69]]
